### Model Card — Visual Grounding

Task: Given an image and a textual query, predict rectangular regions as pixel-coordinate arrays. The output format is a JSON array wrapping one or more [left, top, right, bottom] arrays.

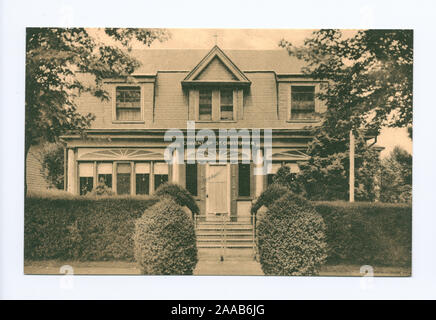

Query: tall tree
[[25, 28, 169, 193], [279, 30, 412, 201], [379, 146, 412, 203]]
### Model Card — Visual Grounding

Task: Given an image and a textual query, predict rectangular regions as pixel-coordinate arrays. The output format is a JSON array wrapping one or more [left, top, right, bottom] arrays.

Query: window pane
[[136, 174, 150, 195], [154, 174, 168, 191], [220, 89, 233, 120], [238, 163, 250, 197], [291, 86, 315, 119], [186, 163, 198, 196], [199, 90, 212, 120], [116, 109, 141, 121], [116, 86, 141, 120], [80, 177, 93, 195], [117, 163, 131, 195], [220, 89, 233, 105], [98, 174, 112, 188]]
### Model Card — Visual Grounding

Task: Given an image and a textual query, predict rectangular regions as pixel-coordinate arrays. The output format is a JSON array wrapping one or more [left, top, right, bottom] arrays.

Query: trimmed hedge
[[25, 196, 158, 261], [257, 192, 327, 276], [251, 184, 289, 215], [154, 183, 199, 215], [134, 197, 198, 274], [312, 201, 412, 267]]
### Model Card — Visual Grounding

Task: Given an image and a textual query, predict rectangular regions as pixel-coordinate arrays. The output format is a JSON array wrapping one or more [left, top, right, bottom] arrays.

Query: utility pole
[[349, 130, 355, 202]]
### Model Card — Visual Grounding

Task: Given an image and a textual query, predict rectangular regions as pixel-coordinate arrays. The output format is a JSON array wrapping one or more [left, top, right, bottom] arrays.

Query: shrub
[[25, 196, 158, 261], [87, 180, 115, 197], [313, 201, 412, 267], [134, 197, 198, 275], [257, 192, 327, 276], [154, 183, 199, 215], [251, 184, 289, 215], [39, 142, 64, 189]]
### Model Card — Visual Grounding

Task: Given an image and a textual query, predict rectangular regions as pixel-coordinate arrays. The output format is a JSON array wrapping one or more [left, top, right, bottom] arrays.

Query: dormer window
[[290, 86, 315, 120], [220, 89, 234, 121], [199, 89, 212, 121], [115, 86, 142, 121]]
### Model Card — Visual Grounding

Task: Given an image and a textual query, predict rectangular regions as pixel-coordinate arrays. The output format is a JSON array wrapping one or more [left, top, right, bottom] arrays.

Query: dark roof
[[130, 48, 306, 75]]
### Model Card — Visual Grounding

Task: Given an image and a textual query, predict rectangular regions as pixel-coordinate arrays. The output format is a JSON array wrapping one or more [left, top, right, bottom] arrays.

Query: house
[[61, 45, 327, 220]]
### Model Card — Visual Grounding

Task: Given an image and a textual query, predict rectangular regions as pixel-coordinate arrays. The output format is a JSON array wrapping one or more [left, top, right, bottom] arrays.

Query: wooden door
[[206, 164, 228, 220]]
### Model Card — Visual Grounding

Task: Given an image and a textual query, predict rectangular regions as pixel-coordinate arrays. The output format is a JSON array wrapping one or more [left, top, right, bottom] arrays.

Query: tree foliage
[[280, 29, 413, 132], [25, 28, 169, 192], [279, 30, 412, 201], [39, 142, 65, 189], [380, 146, 412, 203]]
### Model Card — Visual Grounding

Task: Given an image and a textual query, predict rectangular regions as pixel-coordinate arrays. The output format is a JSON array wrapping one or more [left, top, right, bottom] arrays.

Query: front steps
[[195, 220, 255, 258]]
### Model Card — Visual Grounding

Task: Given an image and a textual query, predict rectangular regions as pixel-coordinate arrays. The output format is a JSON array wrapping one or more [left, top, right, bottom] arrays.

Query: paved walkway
[[194, 248, 264, 275]]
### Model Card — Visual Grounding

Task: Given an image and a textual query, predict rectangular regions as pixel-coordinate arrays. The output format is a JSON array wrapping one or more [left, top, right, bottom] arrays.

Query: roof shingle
[[130, 49, 306, 75]]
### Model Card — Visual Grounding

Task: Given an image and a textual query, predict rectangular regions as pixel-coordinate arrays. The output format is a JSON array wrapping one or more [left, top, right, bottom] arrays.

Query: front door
[[206, 164, 229, 221]]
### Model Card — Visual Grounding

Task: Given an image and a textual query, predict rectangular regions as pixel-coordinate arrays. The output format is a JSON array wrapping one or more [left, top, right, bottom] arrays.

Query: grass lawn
[[24, 260, 411, 277]]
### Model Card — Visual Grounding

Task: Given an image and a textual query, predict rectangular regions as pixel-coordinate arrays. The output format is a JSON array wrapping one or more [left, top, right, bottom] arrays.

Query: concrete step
[[197, 243, 254, 249], [196, 225, 253, 231], [197, 221, 252, 226], [197, 233, 253, 239], [197, 238, 254, 243]]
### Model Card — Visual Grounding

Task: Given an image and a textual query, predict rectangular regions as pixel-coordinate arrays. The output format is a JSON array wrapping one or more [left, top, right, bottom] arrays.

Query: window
[[153, 162, 168, 191], [135, 163, 150, 195], [97, 163, 112, 188], [117, 163, 131, 195], [79, 162, 94, 195], [290, 86, 315, 120], [186, 163, 198, 196], [220, 89, 233, 120], [238, 163, 251, 197], [116, 86, 141, 121], [199, 89, 212, 120]]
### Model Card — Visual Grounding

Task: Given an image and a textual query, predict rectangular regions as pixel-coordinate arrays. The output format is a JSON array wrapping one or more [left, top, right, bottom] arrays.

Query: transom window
[[116, 86, 141, 121], [199, 89, 212, 121], [220, 89, 233, 121], [290, 86, 315, 120]]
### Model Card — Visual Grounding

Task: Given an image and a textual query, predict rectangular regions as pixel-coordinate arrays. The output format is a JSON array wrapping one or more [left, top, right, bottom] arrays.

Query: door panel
[[206, 165, 228, 217]]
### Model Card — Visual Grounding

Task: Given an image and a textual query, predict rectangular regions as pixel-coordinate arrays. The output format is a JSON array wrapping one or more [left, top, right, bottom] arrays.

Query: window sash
[[136, 174, 150, 195], [116, 86, 141, 120], [291, 86, 315, 119], [199, 90, 212, 120]]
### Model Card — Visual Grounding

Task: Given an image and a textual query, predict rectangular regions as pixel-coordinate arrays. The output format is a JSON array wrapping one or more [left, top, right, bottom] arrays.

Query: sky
[[95, 28, 413, 157]]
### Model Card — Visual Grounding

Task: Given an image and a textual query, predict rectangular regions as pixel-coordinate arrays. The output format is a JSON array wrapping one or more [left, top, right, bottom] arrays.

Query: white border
[[1, 0, 436, 300]]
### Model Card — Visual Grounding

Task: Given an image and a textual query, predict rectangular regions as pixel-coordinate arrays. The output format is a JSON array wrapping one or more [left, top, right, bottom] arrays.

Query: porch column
[[254, 148, 264, 197], [67, 148, 76, 194], [172, 149, 179, 184]]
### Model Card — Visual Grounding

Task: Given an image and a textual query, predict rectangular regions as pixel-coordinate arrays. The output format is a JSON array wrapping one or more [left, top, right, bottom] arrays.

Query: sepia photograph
[[22, 27, 413, 277]]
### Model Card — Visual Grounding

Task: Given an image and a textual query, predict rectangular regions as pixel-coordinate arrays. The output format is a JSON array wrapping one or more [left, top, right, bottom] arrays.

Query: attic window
[[220, 89, 234, 121], [116, 86, 142, 121], [199, 89, 212, 121]]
